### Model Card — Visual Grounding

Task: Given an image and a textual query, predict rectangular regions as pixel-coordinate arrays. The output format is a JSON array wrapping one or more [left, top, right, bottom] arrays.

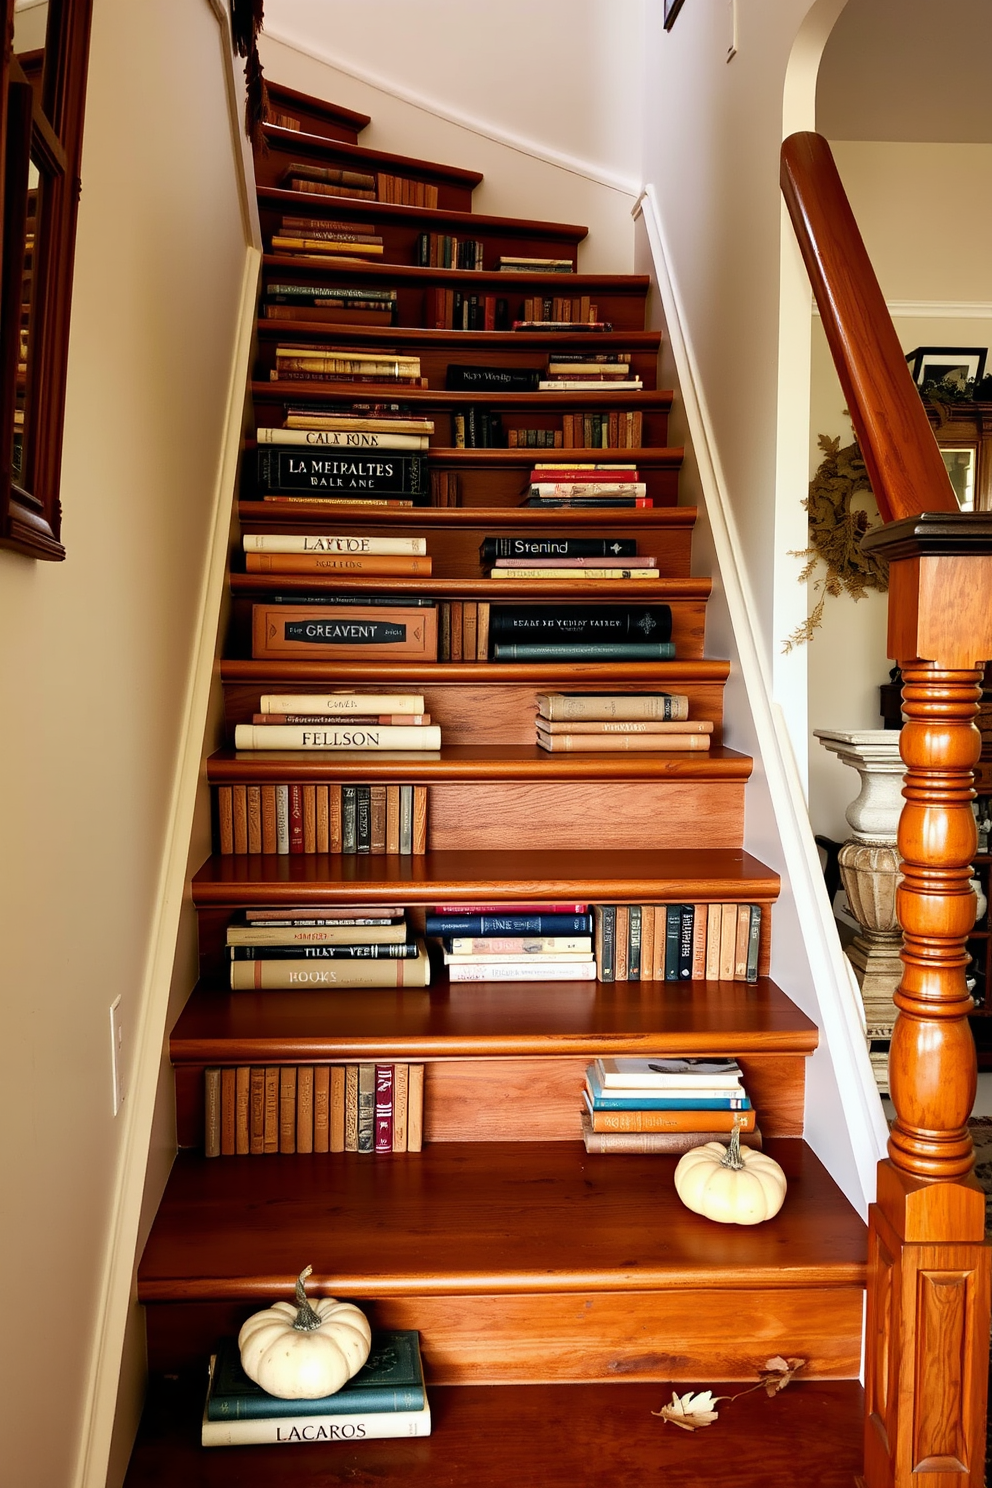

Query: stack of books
[[271, 345, 425, 387], [539, 356, 642, 393], [581, 1057, 761, 1155], [482, 533, 658, 584], [226, 907, 431, 991], [536, 691, 711, 752], [425, 904, 595, 982], [270, 216, 384, 261], [204, 1058, 425, 1156], [498, 256, 574, 273], [377, 173, 438, 207], [489, 603, 674, 663], [416, 232, 484, 269], [256, 407, 432, 507], [429, 288, 510, 330], [592, 903, 762, 982], [517, 295, 598, 323], [243, 530, 431, 577], [216, 781, 429, 855], [281, 162, 376, 199], [521, 463, 650, 509], [263, 283, 397, 326], [202, 1331, 430, 1445]]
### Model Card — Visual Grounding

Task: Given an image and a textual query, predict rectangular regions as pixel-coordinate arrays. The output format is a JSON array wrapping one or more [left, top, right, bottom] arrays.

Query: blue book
[[425, 912, 593, 936], [584, 1068, 750, 1110], [207, 1331, 424, 1421]]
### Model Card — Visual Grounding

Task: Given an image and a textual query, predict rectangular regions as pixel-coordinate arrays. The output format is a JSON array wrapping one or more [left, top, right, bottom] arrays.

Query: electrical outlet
[[727, 0, 738, 60], [110, 997, 126, 1115]]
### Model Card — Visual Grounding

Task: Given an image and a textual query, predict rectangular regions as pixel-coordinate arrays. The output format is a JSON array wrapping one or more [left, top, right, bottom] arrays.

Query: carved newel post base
[[815, 730, 906, 1092]]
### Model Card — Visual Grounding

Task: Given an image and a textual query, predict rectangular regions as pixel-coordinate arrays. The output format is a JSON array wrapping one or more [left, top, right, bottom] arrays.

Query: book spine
[[747, 904, 762, 984], [244, 535, 427, 556], [204, 1069, 221, 1157], [628, 905, 641, 980], [289, 785, 304, 853], [250, 1067, 265, 1154], [375, 1064, 393, 1153], [587, 1106, 757, 1132], [252, 606, 439, 662], [614, 906, 629, 982], [392, 1064, 409, 1152], [257, 428, 428, 450], [447, 961, 596, 982], [279, 1067, 297, 1153], [399, 785, 413, 854], [664, 906, 681, 982], [220, 1069, 236, 1155], [536, 733, 709, 752], [582, 1124, 762, 1152], [296, 1066, 314, 1153], [345, 1065, 359, 1151], [678, 905, 694, 980], [330, 1065, 346, 1152], [235, 1066, 250, 1155], [245, 553, 432, 576], [407, 1065, 424, 1152], [233, 725, 442, 750], [426, 913, 592, 936], [493, 642, 675, 661], [229, 953, 430, 989], [202, 1408, 432, 1445], [217, 787, 234, 854], [536, 693, 689, 721], [256, 449, 428, 496], [357, 1064, 375, 1152], [313, 1065, 330, 1153], [264, 1067, 279, 1152]]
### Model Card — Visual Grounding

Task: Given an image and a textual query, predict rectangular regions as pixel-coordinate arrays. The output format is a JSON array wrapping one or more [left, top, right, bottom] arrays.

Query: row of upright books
[[216, 783, 429, 856], [226, 908, 431, 991], [261, 283, 614, 333], [593, 904, 763, 982], [581, 1058, 761, 1153], [204, 1060, 425, 1156]]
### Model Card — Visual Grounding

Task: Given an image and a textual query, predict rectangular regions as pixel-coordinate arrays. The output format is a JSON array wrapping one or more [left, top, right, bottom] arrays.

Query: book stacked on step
[[204, 1058, 425, 1156], [521, 462, 650, 509], [216, 782, 429, 855], [489, 604, 674, 663], [540, 354, 642, 394], [416, 232, 484, 269], [281, 162, 377, 199], [592, 903, 762, 981], [203, 1332, 430, 1445], [581, 1058, 762, 1155], [426, 904, 595, 982], [256, 404, 433, 507], [271, 344, 426, 387], [428, 287, 510, 330], [263, 283, 397, 326], [227, 908, 431, 990], [535, 691, 710, 751], [483, 529, 657, 582], [498, 256, 574, 273], [513, 319, 613, 332], [270, 215, 384, 261], [243, 531, 432, 576], [251, 602, 439, 661]]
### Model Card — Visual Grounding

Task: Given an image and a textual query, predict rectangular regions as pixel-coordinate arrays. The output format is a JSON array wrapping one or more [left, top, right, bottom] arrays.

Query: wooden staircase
[[121, 83, 867, 1485]]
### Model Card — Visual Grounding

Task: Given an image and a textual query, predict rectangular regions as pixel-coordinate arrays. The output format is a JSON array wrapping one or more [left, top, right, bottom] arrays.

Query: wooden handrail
[[780, 131, 957, 524]]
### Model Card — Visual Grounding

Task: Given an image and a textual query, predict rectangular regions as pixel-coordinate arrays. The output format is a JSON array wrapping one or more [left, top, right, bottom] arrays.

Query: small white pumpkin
[[673, 1125, 787, 1225], [238, 1265, 372, 1400]]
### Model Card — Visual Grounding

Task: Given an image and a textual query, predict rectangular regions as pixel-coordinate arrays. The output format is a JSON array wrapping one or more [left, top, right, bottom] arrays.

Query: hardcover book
[[256, 449, 429, 496], [490, 605, 673, 643], [252, 604, 438, 661], [244, 534, 427, 556], [480, 538, 637, 561], [446, 364, 541, 392]]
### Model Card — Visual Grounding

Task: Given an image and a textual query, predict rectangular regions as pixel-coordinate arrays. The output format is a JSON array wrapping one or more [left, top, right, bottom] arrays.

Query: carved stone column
[[815, 729, 905, 1091]]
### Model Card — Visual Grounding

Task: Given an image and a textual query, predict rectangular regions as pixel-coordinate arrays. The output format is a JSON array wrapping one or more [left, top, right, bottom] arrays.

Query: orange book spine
[[313, 1065, 330, 1153], [245, 552, 432, 575], [588, 1106, 757, 1133], [296, 1066, 314, 1153]]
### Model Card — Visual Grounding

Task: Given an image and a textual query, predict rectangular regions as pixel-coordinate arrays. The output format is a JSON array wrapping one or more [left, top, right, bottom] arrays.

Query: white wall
[[0, 4, 255, 1486]]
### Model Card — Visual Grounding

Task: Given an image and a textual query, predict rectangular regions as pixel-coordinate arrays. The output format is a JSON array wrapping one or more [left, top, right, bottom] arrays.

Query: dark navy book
[[207, 1332, 424, 1421]]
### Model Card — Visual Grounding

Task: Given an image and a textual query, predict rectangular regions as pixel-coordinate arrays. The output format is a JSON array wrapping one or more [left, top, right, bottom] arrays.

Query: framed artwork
[[664, 0, 686, 29], [906, 346, 987, 392]]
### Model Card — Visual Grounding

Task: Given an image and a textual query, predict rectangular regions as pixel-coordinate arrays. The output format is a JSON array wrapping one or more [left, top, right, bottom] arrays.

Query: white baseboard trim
[[635, 183, 888, 1215], [814, 298, 992, 320], [262, 23, 641, 198]]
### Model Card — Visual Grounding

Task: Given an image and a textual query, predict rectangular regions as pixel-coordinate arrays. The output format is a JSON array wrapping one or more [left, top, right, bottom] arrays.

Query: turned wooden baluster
[[781, 132, 991, 1488]]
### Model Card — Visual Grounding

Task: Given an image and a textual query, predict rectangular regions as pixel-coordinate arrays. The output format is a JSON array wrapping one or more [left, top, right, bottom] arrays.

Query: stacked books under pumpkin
[[227, 907, 431, 991], [482, 530, 659, 583], [535, 691, 709, 752], [581, 1057, 761, 1155], [203, 1331, 430, 1445], [256, 403, 432, 507], [426, 904, 596, 983]]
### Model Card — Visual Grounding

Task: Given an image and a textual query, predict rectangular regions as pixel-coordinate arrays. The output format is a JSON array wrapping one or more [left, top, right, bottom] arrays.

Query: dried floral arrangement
[[653, 1356, 807, 1432]]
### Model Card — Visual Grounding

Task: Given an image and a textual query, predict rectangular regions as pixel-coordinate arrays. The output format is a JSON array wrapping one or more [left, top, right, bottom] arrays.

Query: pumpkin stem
[[720, 1121, 746, 1172], [292, 1265, 323, 1332]]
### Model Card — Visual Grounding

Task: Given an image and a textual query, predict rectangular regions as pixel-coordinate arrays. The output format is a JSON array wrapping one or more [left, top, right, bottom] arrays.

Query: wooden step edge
[[220, 657, 728, 682], [255, 321, 662, 348], [190, 846, 778, 905], [253, 382, 674, 408], [170, 974, 816, 1066], [263, 253, 650, 292], [264, 81, 371, 135], [262, 122, 485, 188], [229, 575, 710, 601], [240, 453, 686, 474], [258, 186, 588, 240]]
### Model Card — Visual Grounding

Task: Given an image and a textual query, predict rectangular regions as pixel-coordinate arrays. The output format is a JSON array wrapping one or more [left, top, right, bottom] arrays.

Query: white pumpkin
[[673, 1126, 787, 1225], [238, 1265, 372, 1400]]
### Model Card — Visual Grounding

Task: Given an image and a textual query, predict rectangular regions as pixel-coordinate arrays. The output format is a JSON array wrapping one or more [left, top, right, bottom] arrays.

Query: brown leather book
[[296, 1066, 314, 1153], [313, 1065, 330, 1154], [279, 1067, 297, 1153], [253, 603, 438, 661], [204, 1069, 221, 1158], [245, 552, 432, 576], [235, 1067, 250, 1155]]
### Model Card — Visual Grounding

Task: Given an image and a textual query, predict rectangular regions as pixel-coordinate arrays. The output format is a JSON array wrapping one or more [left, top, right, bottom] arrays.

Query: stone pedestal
[[814, 729, 906, 1092]]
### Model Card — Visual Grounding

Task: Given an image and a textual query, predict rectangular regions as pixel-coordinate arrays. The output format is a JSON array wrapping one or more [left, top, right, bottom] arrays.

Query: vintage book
[[232, 787, 248, 854], [583, 1102, 757, 1134], [495, 641, 674, 661], [407, 1065, 424, 1152], [259, 692, 426, 714], [206, 1331, 425, 1421], [491, 604, 672, 643], [426, 912, 592, 936], [257, 428, 429, 451], [705, 903, 722, 981], [392, 1064, 409, 1152], [230, 943, 420, 960], [281, 163, 377, 189], [217, 787, 234, 855], [253, 604, 438, 661], [719, 903, 738, 981], [399, 786, 414, 854], [581, 1115, 762, 1152], [412, 785, 428, 854], [480, 537, 637, 562], [536, 692, 689, 722], [446, 365, 541, 392], [264, 1067, 279, 1153], [243, 908, 405, 921], [249, 1067, 265, 1154], [583, 1083, 751, 1114], [433, 902, 588, 913], [234, 724, 441, 750], [747, 904, 762, 983], [692, 905, 708, 981], [227, 923, 409, 945], [492, 568, 658, 581], [342, 786, 357, 853], [593, 904, 615, 982], [204, 1068, 221, 1157], [493, 556, 657, 570], [229, 946, 431, 989], [245, 533, 427, 556], [593, 1055, 743, 1090], [663, 905, 681, 982], [235, 1066, 250, 1154], [313, 1065, 330, 1153], [678, 905, 694, 979], [370, 784, 387, 853], [345, 1065, 359, 1151], [266, 282, 398, 302], [296, 1066, 314, 1153], [375, 1064, 394, 1153], [538, 381, 642, 393], [358, 1064, 375, 1152], [255, 449, 428, 497], [202, 1392, 430, 1446], [498, 256, 574, 270], [220, 1068, 236, 1155], [279, 1067, 297, 1153], [271, 236, 384, 256], [538, 719, 711, 736], [250, 713, 428, 725], [356, 786, 371, 853], [446, 936, 593, 956], [447, 960, 596, 982], [614, 906, 629, 982], [536, 732, 709, 752], [628, 905, 642, 979], [735, 904, 751, 981], [330, 1065, 346, 1152]]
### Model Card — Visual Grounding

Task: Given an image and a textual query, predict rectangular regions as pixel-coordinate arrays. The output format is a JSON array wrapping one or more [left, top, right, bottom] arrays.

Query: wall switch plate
[[727, 0, 738, 60], [110, 996, 126, 1115]]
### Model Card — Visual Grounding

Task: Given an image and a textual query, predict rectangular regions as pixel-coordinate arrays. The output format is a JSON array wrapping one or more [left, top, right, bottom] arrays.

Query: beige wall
[[0, 2, 253, 1485]]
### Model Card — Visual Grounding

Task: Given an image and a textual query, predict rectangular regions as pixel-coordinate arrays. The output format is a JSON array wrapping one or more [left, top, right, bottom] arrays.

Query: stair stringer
[[634, 183, 888, 1221]]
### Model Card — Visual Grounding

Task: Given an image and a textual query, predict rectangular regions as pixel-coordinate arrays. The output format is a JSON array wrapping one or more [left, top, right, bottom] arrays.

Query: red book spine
[[432, 902, 588, 913], [375, 1064, 394, 1153], [289, 784, 304, 854], [484, 295, 495, 331]]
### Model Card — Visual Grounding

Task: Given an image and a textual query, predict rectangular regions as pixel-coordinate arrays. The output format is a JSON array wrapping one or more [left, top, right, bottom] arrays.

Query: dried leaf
[[652, 1389, 724, 1431], [758, 1356, 806, 1397]]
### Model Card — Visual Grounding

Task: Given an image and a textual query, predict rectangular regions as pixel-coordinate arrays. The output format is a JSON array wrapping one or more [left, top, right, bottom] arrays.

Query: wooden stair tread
[[261, 122, 485, 189], [191, 847, 778, 905], [171, 976, 816, 1063], [258, 186, 588, 241], [263, 253, 648, 293], [137, 1139, 865, 1301], [205, 744, 749, 784], [221, 658, 729, 685], [255, 321, 661, 349], [253, 382, 672, 409], [230, 574, 709, 600], [264, 82, 371, 138], [240, 486, 693, 517], [124, 1374, 864, 1488]]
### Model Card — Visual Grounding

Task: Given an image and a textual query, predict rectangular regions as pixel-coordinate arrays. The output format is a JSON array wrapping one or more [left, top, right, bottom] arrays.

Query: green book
[[493, 642, 676, 662], [595, 904, 615, 982], [207, 1331, 424, 1420], [746, 904, 762, 984]]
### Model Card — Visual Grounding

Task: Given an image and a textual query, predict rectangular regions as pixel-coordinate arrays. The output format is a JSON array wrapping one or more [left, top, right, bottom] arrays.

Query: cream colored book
[[259, 694, 426, 715], [234, 724, 441, 750], [257, 428, 430, 449], [275, 345, 421, 365], [230, 943, 431, 990], [535, 730, 710, 752], [535, 692, 689, 722], [537, 719, 712, 735], [270, 235, 385, 255], [243, 534, 427, 555], [489, 567, 659, 581], [283, 415, 434, 433], [227, 923, 409, 946]]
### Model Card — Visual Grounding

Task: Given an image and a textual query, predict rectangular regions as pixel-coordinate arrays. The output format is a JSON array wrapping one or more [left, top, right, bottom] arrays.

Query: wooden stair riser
[[144, 1286, 861, 1382], [173, 1049, 798, 1150], [263, 83, 370, 144], [256, 130, 480, 213]]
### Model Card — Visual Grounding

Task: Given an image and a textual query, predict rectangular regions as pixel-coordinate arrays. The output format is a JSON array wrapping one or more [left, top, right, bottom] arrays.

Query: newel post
[[859, 515, 992, 1488]]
